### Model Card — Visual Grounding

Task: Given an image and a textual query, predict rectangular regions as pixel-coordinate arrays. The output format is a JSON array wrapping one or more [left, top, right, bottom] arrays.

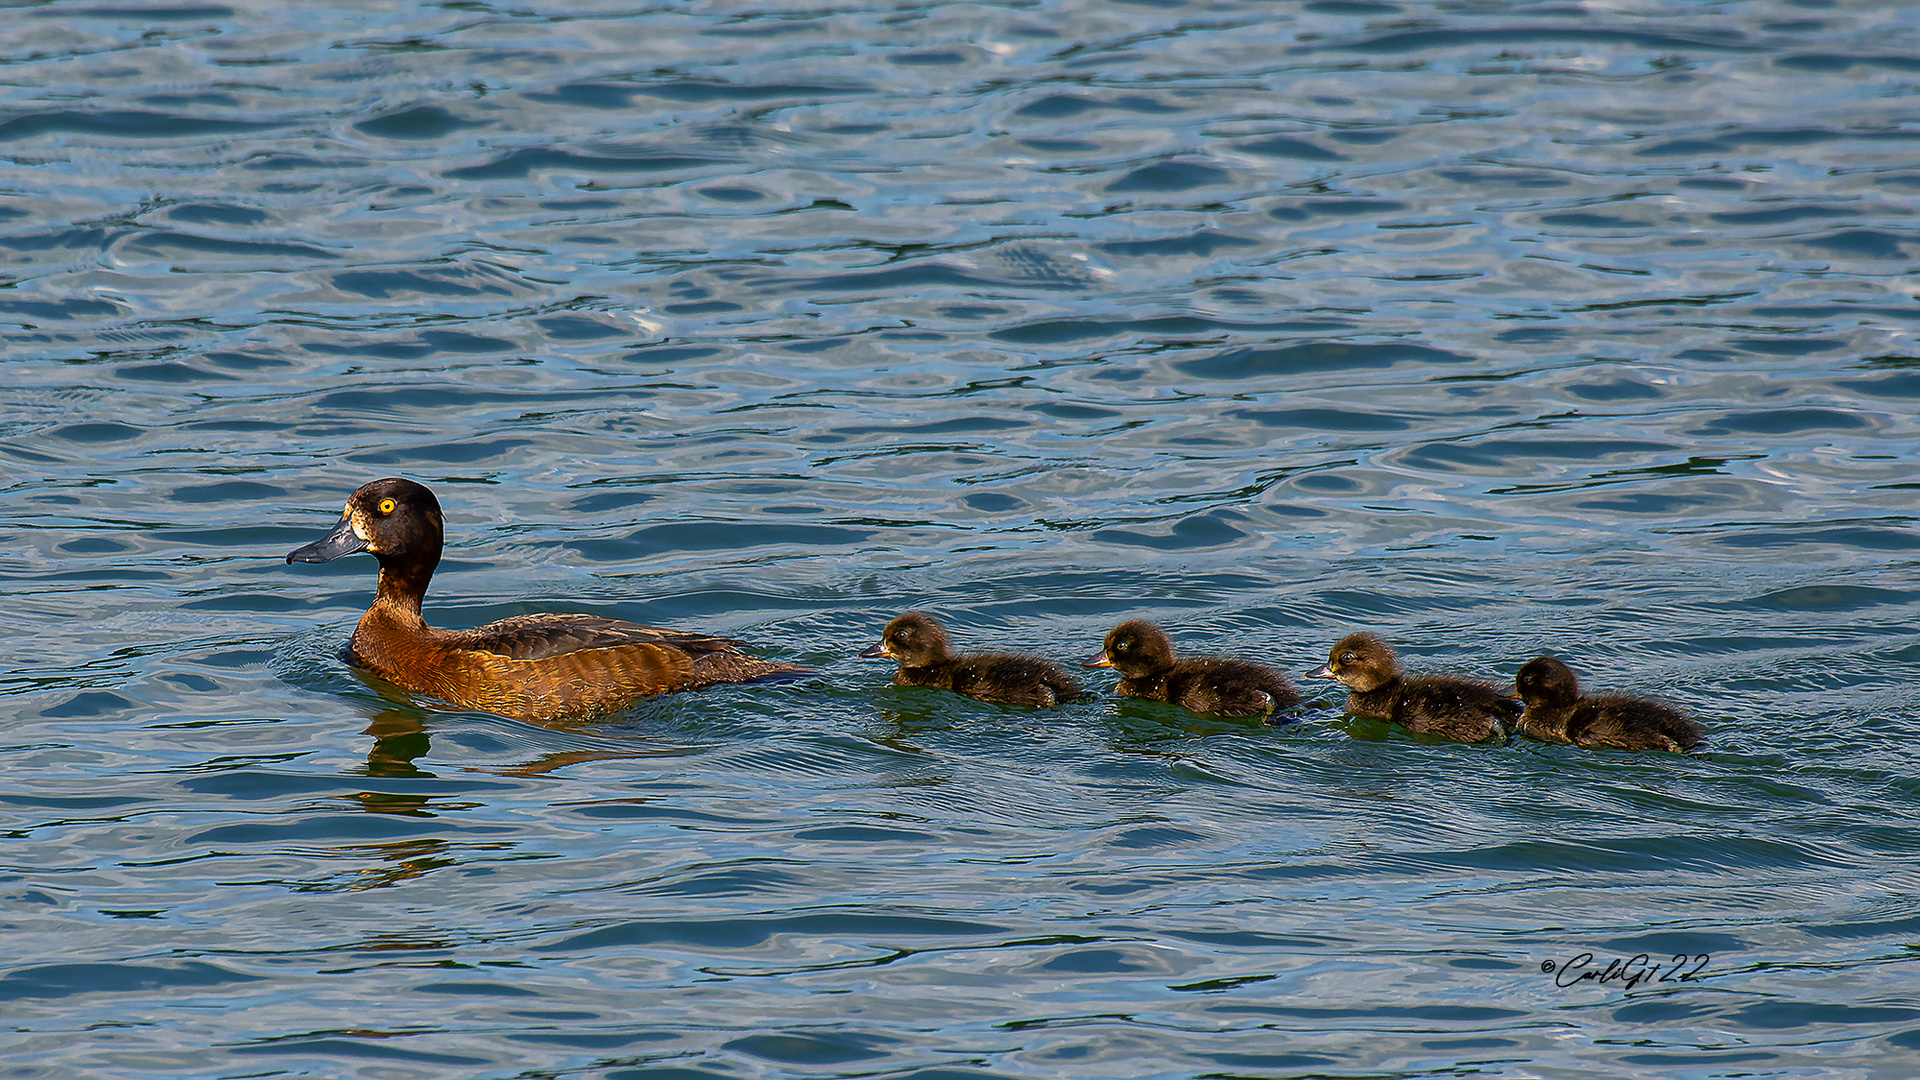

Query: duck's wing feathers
[[1567, 696, 1703, 753], [457, 613, 746, 663], [949, 653, 1082, 708], [1394, 676, 1519, 742]]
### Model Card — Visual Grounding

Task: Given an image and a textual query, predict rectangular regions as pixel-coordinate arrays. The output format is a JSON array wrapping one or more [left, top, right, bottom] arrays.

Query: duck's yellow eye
[[378, 498, 396, 514]]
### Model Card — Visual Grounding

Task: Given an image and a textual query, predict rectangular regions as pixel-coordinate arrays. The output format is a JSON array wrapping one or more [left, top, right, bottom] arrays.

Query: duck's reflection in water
[[361, 708, 434, 779], [354, 705, 702, 782]]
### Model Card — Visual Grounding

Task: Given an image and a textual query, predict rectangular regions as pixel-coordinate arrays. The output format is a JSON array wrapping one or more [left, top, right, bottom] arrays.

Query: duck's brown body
[[1311, 632, 1517, 744], [289, 478, 802, 722], [347, 602, 796, 723]]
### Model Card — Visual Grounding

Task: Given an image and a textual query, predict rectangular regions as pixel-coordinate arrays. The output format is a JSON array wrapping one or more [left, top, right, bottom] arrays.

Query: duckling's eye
[[1340, 652, 1356, 665], [378, 498, 396, 515]]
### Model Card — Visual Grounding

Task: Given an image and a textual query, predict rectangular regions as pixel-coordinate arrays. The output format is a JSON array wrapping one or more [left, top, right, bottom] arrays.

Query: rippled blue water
[[6, 1, 1920, 1076]]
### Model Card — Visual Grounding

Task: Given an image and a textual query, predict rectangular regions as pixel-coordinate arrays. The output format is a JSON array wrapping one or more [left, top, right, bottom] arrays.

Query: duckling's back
[[1159, 658, 1300, 718], [1392, 676, 1519, 744], [1562, 695, 1702, 753], [948, 653, 1082, 708]]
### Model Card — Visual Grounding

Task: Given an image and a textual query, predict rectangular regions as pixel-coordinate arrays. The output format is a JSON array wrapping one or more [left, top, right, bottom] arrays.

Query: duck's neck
[[895, 659, 952, 688], [373, 562, 431, 620], [369, 544, 437, 620], [1118, 667, 1169, 696], [1348, 676, 1400, 719], [1518, 702, 1573, 740], [349, 564, 435, 683]]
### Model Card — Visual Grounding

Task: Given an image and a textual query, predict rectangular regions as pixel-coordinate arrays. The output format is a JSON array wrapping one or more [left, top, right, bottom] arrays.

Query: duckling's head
[[862, 611, 953, 668], [1084, 619, 1175, 679], [1309, 632, 1401, 692], [287, 478, 444, 579], [1515, 656, 1581, 709]]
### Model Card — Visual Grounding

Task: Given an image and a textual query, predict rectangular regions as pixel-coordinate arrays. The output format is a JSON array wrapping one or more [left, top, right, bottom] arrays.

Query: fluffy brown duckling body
[[285, 478, 804, 722], [1514, 656, 1701, 753], [1084, 619, 1299, 719], [1310, 632, 1517, 744], [862, 611, 1082, 707]]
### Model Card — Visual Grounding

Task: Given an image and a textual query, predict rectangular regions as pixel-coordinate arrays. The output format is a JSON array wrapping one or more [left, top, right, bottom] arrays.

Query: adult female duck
[[285, 478, 803, 721]]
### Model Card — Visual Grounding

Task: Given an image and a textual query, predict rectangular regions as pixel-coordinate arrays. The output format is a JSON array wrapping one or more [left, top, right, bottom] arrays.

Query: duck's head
[[1309, 632, 1401, 692], [1514, 655, 1580, 709], [862, 611, 952, 668], [287, 478, 444, 589], [1084, 618, 1174, 679]]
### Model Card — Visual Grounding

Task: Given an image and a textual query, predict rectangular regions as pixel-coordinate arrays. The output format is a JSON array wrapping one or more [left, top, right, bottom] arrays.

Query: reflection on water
[[361, 709, 435, 779], [6, 0, 1920, 1076]]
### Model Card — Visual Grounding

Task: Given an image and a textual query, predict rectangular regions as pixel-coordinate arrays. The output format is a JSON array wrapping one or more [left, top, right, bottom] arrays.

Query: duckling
[[285, 477, 804, 722], [1083, 619, 1299, 719], [861, 611, 1082, 707], [1514, 656, 1701, 753], [1309, 632, 1517, 743]]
